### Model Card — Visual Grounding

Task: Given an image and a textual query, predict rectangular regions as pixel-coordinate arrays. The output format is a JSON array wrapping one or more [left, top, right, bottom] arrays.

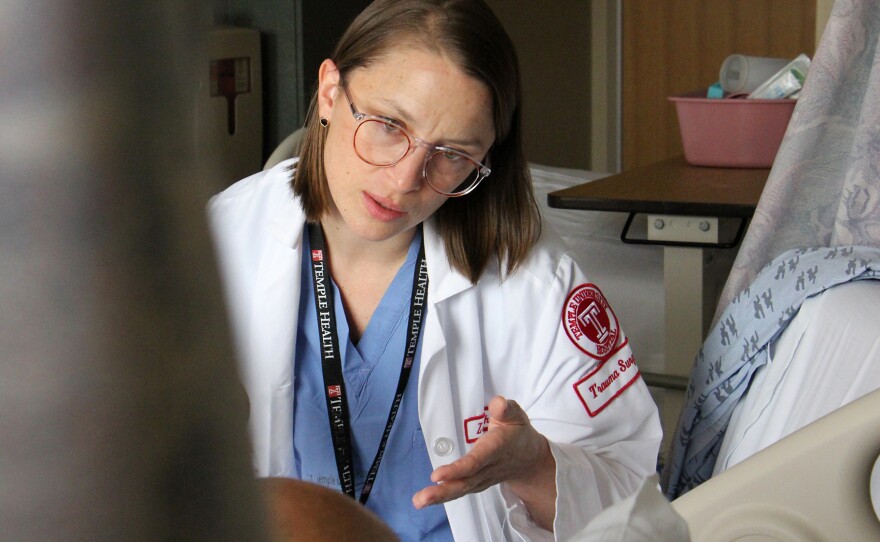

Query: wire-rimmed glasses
[[340, 85, 491, 197]]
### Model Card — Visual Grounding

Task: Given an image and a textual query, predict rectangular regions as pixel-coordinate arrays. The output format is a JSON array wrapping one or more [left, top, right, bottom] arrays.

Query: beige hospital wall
[[486, 1, 592, 170]]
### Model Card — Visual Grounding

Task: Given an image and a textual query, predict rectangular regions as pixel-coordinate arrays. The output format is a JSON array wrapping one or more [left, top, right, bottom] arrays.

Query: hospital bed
[[668, 254, 880, 541]]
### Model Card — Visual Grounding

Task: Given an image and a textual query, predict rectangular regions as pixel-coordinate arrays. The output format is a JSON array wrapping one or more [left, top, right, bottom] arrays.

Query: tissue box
[[669, 92, 796, 168]]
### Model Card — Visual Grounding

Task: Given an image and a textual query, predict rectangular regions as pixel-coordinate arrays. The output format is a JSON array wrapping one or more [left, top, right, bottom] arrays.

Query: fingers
[[412, 472, 496, 509], [486, 396, 509, 424], [430, 448, 483, 482], [412, 478, 464, 509], [487, 395, 526, 425]]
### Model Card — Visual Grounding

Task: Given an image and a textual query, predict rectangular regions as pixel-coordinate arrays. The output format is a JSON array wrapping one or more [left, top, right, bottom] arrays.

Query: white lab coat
[[208, 160, 662, 542]]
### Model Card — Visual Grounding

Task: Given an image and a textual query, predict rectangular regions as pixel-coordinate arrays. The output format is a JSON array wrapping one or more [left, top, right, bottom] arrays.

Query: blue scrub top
[[293, 229, 453, 542]]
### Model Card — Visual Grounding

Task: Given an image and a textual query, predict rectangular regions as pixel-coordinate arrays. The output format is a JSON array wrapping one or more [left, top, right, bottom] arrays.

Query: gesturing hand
[[412, 395, 557, 531]]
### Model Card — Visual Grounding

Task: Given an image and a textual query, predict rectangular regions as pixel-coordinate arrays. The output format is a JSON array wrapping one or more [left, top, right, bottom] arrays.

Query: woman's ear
[[317, 59, 341, 121]]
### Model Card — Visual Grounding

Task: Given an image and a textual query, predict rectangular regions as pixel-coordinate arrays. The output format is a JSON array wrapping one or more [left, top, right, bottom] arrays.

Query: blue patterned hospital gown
[[663, 245, 880, 499]]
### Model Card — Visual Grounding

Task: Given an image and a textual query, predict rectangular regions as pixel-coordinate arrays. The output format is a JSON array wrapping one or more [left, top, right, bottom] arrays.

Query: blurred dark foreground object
[[0, 1, 271, 539], [0, 2, 402, 538]]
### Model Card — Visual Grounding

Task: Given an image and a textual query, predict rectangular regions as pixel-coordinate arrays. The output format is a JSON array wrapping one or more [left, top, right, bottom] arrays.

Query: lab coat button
[[432, 437, 454, 456]]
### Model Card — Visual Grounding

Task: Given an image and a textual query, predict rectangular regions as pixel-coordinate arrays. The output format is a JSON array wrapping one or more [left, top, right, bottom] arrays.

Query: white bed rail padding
[[672, 388, 880, 541]]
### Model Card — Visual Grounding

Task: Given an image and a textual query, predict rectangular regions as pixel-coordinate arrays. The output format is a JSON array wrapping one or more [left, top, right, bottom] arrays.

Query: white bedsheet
[[715, 280, 880, 474], [529, 163, 665, 373]]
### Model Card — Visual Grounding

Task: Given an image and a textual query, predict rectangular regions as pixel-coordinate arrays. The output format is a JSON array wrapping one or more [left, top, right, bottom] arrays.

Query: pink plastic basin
[[669, 93, 796, 168]]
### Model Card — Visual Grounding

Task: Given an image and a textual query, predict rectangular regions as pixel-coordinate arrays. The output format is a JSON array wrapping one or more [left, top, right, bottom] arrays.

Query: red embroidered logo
[[311, 249, 323, 261], [327, 385, 341, 398], [563, 284, 620, 360], [464, 406, 489, 444]]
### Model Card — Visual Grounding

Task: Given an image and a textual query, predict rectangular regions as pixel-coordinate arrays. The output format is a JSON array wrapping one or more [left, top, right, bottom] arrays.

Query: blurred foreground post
[[0, 2, 268, 539]]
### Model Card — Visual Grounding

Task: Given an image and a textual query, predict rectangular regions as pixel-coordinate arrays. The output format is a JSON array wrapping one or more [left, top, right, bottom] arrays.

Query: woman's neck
[[318, 214, 416, 269], [315, 214, 418, 341]]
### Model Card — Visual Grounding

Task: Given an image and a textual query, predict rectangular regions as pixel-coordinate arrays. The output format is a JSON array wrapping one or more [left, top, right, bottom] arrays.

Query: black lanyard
[[306, 223, 428, 504]]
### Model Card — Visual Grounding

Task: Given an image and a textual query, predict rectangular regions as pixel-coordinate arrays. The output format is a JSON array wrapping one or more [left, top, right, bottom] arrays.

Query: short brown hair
[[291, 0, 540, 282]]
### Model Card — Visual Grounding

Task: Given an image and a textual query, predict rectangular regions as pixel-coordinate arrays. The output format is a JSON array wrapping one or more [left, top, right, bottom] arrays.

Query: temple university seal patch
[[563, 283, 620, 360]]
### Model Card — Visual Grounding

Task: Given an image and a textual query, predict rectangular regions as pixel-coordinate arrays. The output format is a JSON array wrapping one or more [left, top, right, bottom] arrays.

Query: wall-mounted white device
[[198, 26, 262, 191]]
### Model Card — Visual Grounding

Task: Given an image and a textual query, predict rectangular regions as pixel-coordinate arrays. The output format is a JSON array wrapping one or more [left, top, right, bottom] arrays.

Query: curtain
[[716, 0, 880, 321]]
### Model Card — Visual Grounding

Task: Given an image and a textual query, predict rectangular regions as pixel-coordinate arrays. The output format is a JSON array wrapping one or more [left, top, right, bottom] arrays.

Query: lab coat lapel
[[418, 219, 471, 390], [419, 220, 494, 541], [252, 209, 304, 383], [419, 219, 486, 416], [422, 220, 472, 302]]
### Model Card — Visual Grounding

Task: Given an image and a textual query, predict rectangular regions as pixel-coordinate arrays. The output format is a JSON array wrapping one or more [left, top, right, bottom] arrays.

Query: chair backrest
[[263, 127, 305, 170]]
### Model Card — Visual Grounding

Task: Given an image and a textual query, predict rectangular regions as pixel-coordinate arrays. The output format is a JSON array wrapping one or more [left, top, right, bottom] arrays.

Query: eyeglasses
[[340, 85, 491, 197]]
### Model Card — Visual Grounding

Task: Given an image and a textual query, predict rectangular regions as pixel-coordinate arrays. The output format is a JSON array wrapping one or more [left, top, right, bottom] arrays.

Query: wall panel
[[621, 0, 816, 170]]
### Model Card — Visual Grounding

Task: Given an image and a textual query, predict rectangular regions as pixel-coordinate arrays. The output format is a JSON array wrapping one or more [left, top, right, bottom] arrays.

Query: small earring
[[320, 117, 329, 128]]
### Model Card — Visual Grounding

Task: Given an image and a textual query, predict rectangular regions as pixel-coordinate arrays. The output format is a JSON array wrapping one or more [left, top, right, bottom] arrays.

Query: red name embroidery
[[573, 344, 640, 416], [464, 406, 489, 444]]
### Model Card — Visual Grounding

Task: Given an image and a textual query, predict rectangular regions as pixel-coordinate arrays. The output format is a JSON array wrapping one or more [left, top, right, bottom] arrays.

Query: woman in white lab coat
[[209, 0, 661, 540]]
